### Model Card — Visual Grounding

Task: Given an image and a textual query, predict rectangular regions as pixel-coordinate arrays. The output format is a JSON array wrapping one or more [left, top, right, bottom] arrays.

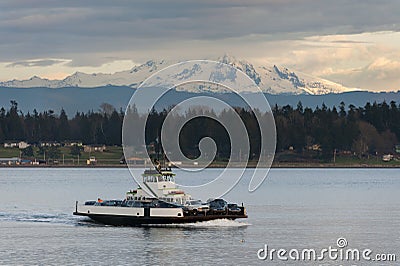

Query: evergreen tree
[[5, 101, 24, 140], [47, 146, 61, 159], [70, 145, 83, 156], [58, 109, 70, 141], [21, 146, 34, 157]]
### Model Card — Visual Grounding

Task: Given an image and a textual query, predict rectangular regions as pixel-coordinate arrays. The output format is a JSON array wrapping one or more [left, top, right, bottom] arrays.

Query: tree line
[[0, 101, 123, 146], [0, 100, 399, 161], [274, 101, 399, 160]]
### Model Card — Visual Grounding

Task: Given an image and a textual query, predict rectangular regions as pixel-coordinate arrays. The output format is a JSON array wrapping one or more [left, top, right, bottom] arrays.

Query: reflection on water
[[0, 168, 399, 265]]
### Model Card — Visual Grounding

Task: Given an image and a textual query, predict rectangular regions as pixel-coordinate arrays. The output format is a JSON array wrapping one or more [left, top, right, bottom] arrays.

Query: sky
[[1, 0, 400, 91]]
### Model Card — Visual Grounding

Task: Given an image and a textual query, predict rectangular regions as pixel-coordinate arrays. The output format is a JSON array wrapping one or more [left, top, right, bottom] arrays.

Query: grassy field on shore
[[1, 146, 400, 167], [0, 146, 123, 165]]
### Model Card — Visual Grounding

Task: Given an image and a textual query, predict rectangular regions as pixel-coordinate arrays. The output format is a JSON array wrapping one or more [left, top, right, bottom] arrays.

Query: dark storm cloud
[[1, 0, 399, 64]]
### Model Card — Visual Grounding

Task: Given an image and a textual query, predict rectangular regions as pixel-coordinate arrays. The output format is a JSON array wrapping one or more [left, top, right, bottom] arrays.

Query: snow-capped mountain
[[217, 55, 354, 95], [0, 56, 355, 95], [0, 60, 170, 89]]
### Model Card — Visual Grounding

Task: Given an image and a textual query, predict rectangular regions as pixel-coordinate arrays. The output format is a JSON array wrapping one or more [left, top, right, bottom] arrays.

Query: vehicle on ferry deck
[[208, 198, 228, 214], [228, 203, 242, 214], [184, 199, 210, 215]]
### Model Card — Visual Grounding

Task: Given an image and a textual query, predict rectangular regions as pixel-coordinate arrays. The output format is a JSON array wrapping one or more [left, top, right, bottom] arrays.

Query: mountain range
[[0, 55, 356, 95], [1, 55, 399, 115]]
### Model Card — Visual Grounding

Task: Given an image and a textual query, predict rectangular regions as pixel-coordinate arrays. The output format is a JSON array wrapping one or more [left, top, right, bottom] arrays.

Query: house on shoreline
[[3, 141, 30, 149], [0, 157, 32, 165], [0, 157, 20, 165], [84, 145, 107, 153]]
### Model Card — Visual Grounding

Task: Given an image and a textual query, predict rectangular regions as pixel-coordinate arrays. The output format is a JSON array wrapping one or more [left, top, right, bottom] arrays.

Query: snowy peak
[[0, 56, 355, 95], [216, 55, 353, 95], [273, 65, 304, 88], [218, 55, 262, 86], [0, 75, 56, 88]]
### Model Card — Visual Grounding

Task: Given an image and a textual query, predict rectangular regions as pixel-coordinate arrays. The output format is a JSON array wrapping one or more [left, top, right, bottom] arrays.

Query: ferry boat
[[73, 166, 247, 226]]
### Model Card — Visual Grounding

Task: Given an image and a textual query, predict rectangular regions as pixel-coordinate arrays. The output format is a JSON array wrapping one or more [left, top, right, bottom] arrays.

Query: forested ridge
[[0, 100, 399, 161]]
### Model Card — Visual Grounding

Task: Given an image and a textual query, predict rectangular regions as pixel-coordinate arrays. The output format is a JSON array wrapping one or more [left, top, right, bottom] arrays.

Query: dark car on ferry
[[228, 203, 242, 214], [207, 199, 228, 214]]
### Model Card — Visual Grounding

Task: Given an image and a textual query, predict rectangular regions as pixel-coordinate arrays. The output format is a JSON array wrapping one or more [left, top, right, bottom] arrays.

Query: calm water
[[0, 168, 399, 265]]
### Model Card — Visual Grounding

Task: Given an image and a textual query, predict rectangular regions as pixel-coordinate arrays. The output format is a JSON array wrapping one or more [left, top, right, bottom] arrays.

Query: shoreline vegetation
[[1, 145, 400, 168], [1, 100, 400, 169], [1, 161, 400, 168]]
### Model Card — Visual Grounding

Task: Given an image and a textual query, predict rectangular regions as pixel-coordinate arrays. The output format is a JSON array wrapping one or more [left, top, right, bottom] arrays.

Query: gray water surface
[[0, 168, 399, 265]]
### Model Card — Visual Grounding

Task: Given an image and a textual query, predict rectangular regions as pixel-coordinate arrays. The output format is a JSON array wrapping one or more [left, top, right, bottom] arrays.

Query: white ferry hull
[[73, 204, 247, 226]]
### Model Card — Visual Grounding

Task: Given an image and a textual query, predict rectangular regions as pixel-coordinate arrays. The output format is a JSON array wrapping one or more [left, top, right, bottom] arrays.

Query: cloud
[[0, 58, 138, 82], [367, 57, 400, 72], [6, 59, 68, 68], [1, 1, 400, 91], [1, 0, 400, 63], [252, 31, 400, 91]]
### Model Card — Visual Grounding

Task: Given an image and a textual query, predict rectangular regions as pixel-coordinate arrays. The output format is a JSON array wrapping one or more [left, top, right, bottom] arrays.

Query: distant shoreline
[[1, 163, 399, 169]]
